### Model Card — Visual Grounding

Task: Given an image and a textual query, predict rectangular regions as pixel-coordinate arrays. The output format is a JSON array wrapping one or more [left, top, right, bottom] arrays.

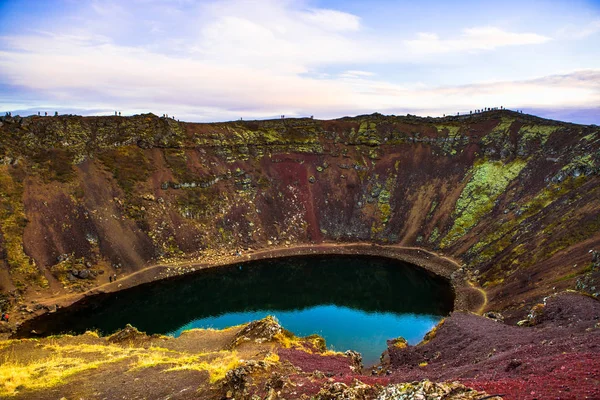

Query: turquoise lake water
[[18, 255, 453, 365], [170, 306, 440, 364]]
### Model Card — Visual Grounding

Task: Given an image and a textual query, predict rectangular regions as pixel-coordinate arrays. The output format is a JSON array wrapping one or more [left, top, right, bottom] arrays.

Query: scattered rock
[[315, 379, 377, 400], [376, 380, 496, 400], [484, 311, 504, 322], [142, 193, 156, 201], [221, 359, 276, 399], [517, 303, 545, 326], [345, 350, 363, 371], [230, 316, 282, 348], [264, 371, 287, 391], [505, 358, 522, 372], [78, 269, 90, 279], [108, 324, 146, 343]]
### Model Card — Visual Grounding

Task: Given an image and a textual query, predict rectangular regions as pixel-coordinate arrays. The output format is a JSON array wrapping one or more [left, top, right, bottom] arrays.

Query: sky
[[0, 0, 599, 124]]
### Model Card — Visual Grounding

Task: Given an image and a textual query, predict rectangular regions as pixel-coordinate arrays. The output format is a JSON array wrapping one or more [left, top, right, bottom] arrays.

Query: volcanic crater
[[0, 109, 599, 399]]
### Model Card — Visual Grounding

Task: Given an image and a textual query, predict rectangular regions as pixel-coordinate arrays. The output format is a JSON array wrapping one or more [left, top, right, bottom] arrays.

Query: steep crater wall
[[0, 110, 599, 320]]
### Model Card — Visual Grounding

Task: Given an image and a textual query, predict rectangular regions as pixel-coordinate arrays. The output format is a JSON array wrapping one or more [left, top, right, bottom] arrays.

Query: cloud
[[339, 70, 375, 79], [1, 30, 597, 122], [0, 32, 361, 116], [558, 19, 600, 39], [300, 8, 361, 32], [405, 26, 551, 54], [0, 0, 594, 123]]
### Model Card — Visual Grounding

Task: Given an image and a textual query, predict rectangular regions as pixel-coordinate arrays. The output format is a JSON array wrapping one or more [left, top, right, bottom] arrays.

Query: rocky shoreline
[[3, 243, 485, 337], [1, 291, 598, 399]]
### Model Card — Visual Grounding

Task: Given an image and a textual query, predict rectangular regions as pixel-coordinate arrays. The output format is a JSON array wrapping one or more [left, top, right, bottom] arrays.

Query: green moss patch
[[518, 125, 559, 147], [441, 158, 526, 248], [481, 118, 514, 146]]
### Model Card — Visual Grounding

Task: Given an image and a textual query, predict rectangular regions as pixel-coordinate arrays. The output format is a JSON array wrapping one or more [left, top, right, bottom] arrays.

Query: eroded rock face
[[0, 110, 598, 322]]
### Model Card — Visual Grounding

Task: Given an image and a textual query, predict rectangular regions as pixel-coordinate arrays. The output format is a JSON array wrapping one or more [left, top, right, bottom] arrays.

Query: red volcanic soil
[[385, 292, 600, 399], [271, 292, 600, 399], [279, 348, 358, 375], [462, 352, 600, 400], [273, 348, 390, 398]]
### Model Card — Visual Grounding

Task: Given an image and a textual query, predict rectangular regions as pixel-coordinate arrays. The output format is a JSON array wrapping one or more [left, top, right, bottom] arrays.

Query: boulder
[[344, 350, 363, 371], [230, 316, 282, 348], [108, 324, 146, 343]]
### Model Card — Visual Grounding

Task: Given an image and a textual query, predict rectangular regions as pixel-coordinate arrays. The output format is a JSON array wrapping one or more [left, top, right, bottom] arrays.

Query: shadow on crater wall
[[16, 255, 454, 337]]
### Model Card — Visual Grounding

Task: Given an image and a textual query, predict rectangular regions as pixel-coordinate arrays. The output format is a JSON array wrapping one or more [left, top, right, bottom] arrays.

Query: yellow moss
[[263, 352, 280, 364], [321, 350, 345, 356], [418, 362, 428, 367], [482, 278, 505, 288], [273, 331, 328, 354], [0, 353, 128, 397], [273, 332, 298, 349], [304, 334, 326, 352], [180, 324, 241, 336], [0, 356, 89, 396], [132, 348, 243, 383], [133, 352, 193, 369], [83, 331, 100, 339], [379, 202, 391, 222], [0, 334, 252, 397], [420, 319, 445, 345], [47, 341, 242, 385], [166, 354, 242, 383]]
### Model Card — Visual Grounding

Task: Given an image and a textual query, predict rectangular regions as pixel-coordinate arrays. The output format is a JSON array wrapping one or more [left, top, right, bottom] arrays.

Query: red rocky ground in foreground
[[217, 292, 599, 399], [1, 292, 597, 399], [382, 292, 600, 399]]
